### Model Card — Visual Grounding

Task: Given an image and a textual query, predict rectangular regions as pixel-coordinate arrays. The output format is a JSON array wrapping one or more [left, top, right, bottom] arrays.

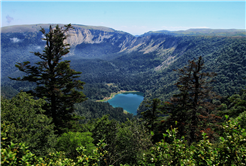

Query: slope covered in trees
[[2, 33, 246, 119], [139, 37, 246, 109], [2, 54, 246, 165]]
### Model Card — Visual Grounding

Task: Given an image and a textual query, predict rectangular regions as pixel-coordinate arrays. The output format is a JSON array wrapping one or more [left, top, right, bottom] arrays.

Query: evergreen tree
[[166, 56, 221, 144], [141, 98, 162, 133], [9, 24, 86, 134]]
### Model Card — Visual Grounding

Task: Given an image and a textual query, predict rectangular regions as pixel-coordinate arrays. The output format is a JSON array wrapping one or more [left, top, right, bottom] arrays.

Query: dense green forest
[[2, 36, 246, 117], [1, 24, 246, 165]]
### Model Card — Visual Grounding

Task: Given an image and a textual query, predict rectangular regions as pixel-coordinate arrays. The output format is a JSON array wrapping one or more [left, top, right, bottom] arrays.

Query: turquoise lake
[[105, 92, 144, 115]]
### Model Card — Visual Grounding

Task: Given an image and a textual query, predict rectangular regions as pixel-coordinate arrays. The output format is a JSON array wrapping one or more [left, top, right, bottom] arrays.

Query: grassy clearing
[[123, 110, 128, 114]]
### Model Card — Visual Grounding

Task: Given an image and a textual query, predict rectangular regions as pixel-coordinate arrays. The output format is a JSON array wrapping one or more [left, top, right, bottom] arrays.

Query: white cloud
[[35, 46, 41, 49], [10, 37, 22, 43]]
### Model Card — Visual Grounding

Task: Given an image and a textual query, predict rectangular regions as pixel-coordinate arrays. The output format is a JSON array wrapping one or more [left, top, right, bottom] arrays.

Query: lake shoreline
[[96, 90, 139, 102]]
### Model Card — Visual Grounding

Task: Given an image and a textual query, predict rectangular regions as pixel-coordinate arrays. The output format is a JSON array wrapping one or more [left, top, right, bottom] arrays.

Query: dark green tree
[[9, 24, 86, 134], [166, 56, 220, 144], [141, 98, 162, 133], [218, 92, 246, 119]]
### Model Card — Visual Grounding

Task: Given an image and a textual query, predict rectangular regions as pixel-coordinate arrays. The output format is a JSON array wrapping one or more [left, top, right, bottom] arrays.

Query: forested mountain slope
[[141, 37, 246, 100], [1, 24, 246, 116]]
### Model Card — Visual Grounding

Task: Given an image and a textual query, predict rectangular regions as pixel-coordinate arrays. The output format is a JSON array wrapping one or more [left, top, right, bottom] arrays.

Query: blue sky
[[1, 1, 245, 35]]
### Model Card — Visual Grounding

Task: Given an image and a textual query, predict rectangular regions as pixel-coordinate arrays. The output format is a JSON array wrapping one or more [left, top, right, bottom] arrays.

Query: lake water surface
[[105, 92, 144, 115]]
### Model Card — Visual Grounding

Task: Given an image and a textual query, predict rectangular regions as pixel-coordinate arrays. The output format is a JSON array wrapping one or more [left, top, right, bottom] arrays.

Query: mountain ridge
[[2, 24, 245, 78], [1, 24, 246, 114], [142, 28, 246, 37]]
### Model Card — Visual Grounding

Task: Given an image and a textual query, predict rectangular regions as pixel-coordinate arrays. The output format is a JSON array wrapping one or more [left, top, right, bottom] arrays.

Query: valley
[[1, 24, 246, 118]]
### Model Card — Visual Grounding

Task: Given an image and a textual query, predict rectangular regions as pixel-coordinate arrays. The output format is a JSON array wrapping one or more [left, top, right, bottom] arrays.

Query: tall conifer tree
[[141, 98, 162, 133], [10, 24, 86, 134], [165, 56, 220, 144]]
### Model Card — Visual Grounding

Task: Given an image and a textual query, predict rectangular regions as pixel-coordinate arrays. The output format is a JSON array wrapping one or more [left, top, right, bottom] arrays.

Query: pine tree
[[141, 98, 162, 133], [166, 56, 221, 144], [9, 24, 87, 134]]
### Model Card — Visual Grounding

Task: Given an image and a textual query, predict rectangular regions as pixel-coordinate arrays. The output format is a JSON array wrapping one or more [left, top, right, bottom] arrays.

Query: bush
[[56, 131, 96, 159], [139, 115, 246, 165], [1, 92, 56, 156]]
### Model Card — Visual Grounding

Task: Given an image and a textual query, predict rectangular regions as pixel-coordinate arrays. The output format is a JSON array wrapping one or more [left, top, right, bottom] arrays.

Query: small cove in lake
[[105, 92, 144, 115]]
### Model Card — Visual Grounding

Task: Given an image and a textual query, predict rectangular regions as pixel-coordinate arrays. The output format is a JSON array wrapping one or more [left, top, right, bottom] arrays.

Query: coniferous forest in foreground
[[1, 24, 246, 165]]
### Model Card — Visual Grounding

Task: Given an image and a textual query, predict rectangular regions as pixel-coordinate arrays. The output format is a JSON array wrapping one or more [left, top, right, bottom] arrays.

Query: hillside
[[1, 24, 246, 117]]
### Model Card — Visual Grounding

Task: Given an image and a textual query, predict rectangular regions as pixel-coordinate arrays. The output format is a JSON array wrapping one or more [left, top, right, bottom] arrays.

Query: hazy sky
[[1, 1, 245, 35]]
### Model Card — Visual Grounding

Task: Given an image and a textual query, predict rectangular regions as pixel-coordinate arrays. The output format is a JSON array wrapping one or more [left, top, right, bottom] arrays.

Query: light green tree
[[1, 92, 56, 156], [56, 131, 96, 159]]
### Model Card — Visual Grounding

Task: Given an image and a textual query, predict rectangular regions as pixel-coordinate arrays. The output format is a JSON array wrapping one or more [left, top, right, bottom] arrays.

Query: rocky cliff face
[[64, 25, 184, 59], [1, 24, 187, 60], [1, 23, 218, 77], [66, 26, 117, 46], [0, 24, 197, 77], [68, 25, 138, 58]]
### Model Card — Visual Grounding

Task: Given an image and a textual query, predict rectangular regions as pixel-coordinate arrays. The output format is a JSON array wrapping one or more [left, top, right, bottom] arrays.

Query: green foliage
[[1, 122, 108, 165], [232, 111, 246, 129], [116, 119, 152, 165], [140, 117, 246, 165], [208, 39, 246, 96], [1, 91, 246, 165], [9, 24, 87, 134], [90, 115, 119, 165], [1, 86, 19, 99], [1, 123, 38, 165], [89, 115, 152, 165], [56, 131, 96, 159], [218, 91, 246, 119], [82, 83, 121, 100], [141, 98, 162, 132], [1, 92, 56, 156], [74, 100, 133, 123]]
